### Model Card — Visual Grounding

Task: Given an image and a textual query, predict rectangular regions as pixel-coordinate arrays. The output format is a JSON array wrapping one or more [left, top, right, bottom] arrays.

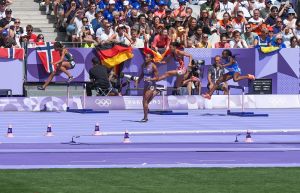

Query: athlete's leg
[[233, 72, 255, 82]]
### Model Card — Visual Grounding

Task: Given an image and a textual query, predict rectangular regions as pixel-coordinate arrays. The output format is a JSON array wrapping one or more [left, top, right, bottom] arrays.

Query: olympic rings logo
[[95, 99, 112, 107]]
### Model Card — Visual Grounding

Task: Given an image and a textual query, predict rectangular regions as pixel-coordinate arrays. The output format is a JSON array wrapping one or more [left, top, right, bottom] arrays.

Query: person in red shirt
[[154, 1, 166, 18], [25, 25, 37, 42], [151, 24, 170, 53], [172, 0, 187, 18], [215, 34, 231, 48]]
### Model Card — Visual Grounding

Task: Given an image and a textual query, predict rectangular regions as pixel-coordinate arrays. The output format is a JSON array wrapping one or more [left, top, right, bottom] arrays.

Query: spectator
[[197, 9, 213, 34], [288, 36, 299, 48], [24, 25, 37, 43], [54, 0, 65, 30], [293, 19, 300, 39], [230, 30, 248, 48], [126, 8, 139, 27], [207, 55, 228, 95], [217, 12, 232, 34], [36, 34, 45, 43], [225, 24, 234, 40], [70, 9, 85, 43], [273, 17, 285, 34], [185, 38, 195, 48], [136, 14, 150, 35], [254, 28, 271, 48], [190, 26, 202, 46], [208, 27, 220, 48], [152, 26, 170, 53], [215, 0, 234, 20], [186, 17, 197, 37], [85, 2, 96, 22], [265, 5, 278, 26], [283, 8, 297, 29], [200, 0, 213, 13], [0, 8, 15, 28], [215, 34, 230, 48], [110, 24, 132, 45], [154, 0, 166, 18], [196, 33, 212, 48], [0, 28, 17, 48], [10, 19, 24, 48], [232, 11, 247, 34], [77, 17, 95, 43], [103, 0, 117, 20], [271, 34, 286, 48], [162, 9, 175, 30], [97, 22, 114, 44], [0, 0, 7, 19], [254, 0, 266, 11], [182, 7, 193, 27], [91, 11, 104, 33], [282, 27, 293, 46], [233, 0, 253, 20], [130, 28, 144, 48], [260, 0, 273, 19], [268, 26, 275, 43], [241, 24, 258, 48], [248, 9, 265, 35], [173, 0, 187, 18]]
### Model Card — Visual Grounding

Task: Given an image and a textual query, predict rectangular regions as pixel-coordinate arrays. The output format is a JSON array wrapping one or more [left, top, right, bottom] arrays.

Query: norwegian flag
[[35, 42, 60, 73], [0, 48, 25, 60]]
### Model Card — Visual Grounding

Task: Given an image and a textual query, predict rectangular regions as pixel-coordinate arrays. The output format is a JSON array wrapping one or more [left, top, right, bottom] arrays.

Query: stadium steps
[[10, 0, 65, 42]]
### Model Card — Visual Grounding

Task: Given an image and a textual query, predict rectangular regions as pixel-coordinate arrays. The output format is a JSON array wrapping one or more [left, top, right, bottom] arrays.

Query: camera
[[120, 72, 139, 81], [190, 59, 205, 78]]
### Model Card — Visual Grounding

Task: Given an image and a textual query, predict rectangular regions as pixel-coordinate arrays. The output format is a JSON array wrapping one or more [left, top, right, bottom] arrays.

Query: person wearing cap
[[241, 24, 258, 48], [271, 34, 286, 48], [229, 30, 248, 48], [0, 28, 17, 48], [232, 11, 247, 34], [283, 8, 297, 29], [267, 26, 275, 43], [260, 0, 272, 18], [154, 0, 166, 18], [0, 8, 15, 28]]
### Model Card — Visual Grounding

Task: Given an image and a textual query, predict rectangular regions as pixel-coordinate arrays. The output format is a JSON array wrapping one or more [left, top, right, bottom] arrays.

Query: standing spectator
[[0, 8, 15, 28], [265, 5, 278, 26], [91, 11, 104, 33], [152, 26, 170, 53], [248, 9, 265, 35], [254, 28, 271, 48], [230, 30, 248, 48], [130, 29, 144, 48], [215, 34, 230, 48], [173, 0, 187, 18], [260, 0, 273, 19], [0, 0, 7, 19], [70, 9, 85, 43], [196, 33, 212, 48], [215, 0, 234, 20], [97, 22, 115, 44], [233, 0, 253, 20], [273, 17, 285, 34], [241, 24, 258, 48], [283, 9, 297, 29], [271, 34, 286, 48], [110, 24, 132, 45], [85, 2, 97, 22]]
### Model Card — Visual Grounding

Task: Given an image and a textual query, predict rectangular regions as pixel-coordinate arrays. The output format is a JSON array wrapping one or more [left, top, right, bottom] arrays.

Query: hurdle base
[[227, 110, 268, 117], [67, 108, 109, 114], [149, 110, 188, 115]]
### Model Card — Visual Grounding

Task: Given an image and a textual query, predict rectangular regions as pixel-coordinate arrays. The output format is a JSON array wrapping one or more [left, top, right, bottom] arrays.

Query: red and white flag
[[0, 48, 24, 60], [35, 42, 60, 73]]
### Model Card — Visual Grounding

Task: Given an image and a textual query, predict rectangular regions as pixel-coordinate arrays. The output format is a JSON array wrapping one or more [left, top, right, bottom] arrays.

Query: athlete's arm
[[222, 56, 235, 67]]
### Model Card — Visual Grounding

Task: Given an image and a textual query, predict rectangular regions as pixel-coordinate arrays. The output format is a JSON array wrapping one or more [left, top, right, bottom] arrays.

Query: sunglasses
[[6, 11, 12, 14], [277, 38, 282, 40], [38, 37, 44, 39], [15, 21, 20, 24], [26, 29, 32, 32], [203, 36, 208, 38]]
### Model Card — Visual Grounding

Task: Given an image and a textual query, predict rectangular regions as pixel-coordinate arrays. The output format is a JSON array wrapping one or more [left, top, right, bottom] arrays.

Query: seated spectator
[[96, 22, 115, 44], [91, 11, 104, 33], [130, 29, 144, 48], [186, 17, 197, 38], [216, 12, 232, 34], [176, 26, 187, 45], [126, 8, 139, 27], [103, 0, 117, 21], [208, 27, 220, 48], [207, 55, 228, 95], [24, 25, 37, 43], [293, 19, 300, 39], [271, 34, 286, 48], [265, 5, 278, 26], [168, 27, 178, 43], [87, 57, 119, 96], [200, 0, 213, 13], [253, 0, 266, 11], [214, 34, 230, 48], [82, 27, 97, 48], [162, 9, 175, 30], [225, 24, 234, 40], [70, 9, 85, 44], [136, 14, 150, 35], [231, 11, 247, 34], [260, 0, 272, 19], [282, 27, 293, 46], [185, 38, 195, 48], [273, 17, 285, 34], [0, 8, 15, 28], [110, 24, 132, 45], [288, 36, 299, 48], [230, 30, 248, 48], [0, 29, 18, 48], [54, 0, 65, 30], [196, 33, 212, 48], [36, 34, 45, 43], [248, 9, 265, 35], [241, 24, 258, 48], [268, 26, 275, 43], [215, 0, 234, 20], [283, 9, 297, 29], [10, 19, 24, 48], [182, 7, 193, 27], [77, 17, 95, 42], [190, 26, 203, 46], [151, 26, 170, 53], [197, 9, 213, 35], [254, 28, 271, 48], [233, 0, 253, 20]]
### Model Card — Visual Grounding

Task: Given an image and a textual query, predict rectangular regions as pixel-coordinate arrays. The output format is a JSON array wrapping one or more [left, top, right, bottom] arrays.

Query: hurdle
[[66, 83, 109, 114], [149, 85, 188, 115], [227, 85, 268, 117]]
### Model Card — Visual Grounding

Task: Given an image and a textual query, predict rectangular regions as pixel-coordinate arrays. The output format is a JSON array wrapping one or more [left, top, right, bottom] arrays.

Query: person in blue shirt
[[271, 34, 287, 48], [91, 11, 103, 33], [202, 50, 255, 100], [98, 0, 109, 10], [254, 28, 271, 48]]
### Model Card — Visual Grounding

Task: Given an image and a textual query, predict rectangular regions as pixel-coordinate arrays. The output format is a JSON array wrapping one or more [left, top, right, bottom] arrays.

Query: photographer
[[207, 55, 228, 95]]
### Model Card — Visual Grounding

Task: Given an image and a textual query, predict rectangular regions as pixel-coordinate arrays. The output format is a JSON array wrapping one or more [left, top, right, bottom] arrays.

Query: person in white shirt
[[130, 29, 144, 48], [85, 2, 96, 22], [283, 8, 297, 30], [233, 0, 253, 19], [110, 24, 132, 45], [216, 0, 234, 20], [97, 23, 115, 44], [230, 30, 248, 48], [254, 0, 266, 10]]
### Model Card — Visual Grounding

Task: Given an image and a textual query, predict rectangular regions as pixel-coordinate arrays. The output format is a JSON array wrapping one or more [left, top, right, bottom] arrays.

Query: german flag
[[96, 43, 134, 68]]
